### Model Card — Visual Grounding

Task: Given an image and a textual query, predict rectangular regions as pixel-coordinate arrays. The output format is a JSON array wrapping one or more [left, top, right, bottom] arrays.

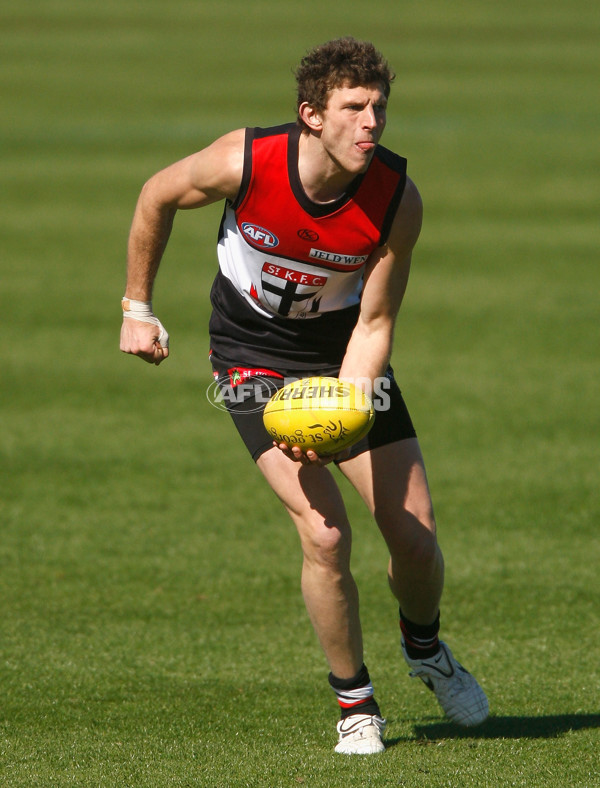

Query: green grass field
[[1, 0, 599, 785]]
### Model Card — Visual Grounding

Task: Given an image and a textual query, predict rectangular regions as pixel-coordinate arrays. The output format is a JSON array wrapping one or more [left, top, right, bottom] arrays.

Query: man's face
[[318, 81, 388, 174]]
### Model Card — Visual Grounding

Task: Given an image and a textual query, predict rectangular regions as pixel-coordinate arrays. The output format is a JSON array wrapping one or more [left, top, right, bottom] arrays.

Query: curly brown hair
[[295, 37, 395, 127]]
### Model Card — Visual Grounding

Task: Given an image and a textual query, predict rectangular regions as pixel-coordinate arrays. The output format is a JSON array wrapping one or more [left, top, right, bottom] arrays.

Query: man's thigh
[[338, 438, 436, 538], [257, 447, 348, 524]]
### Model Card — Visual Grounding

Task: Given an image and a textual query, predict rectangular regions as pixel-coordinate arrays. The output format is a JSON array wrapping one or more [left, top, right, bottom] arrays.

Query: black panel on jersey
[[209, 271, 360, 370]]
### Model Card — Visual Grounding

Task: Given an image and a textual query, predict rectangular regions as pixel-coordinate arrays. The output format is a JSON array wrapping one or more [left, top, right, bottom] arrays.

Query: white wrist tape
[[121, 297, 169, 349]]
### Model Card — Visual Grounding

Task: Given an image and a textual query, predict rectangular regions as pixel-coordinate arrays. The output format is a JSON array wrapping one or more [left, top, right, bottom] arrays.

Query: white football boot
[[402, 639, 489, 726], [334, 713, 386, 754]]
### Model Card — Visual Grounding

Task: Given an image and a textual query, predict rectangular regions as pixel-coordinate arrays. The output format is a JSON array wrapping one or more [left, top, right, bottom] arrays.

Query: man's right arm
[[120, 129, 245, 364]]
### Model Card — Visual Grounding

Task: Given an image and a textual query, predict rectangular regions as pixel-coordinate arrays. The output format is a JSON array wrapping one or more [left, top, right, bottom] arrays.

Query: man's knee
[[383, 510, 439, 570], [406, 525, 439, 569], [299, 515, 352, 571]]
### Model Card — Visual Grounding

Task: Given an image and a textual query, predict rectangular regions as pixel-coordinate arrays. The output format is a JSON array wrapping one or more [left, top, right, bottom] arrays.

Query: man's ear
[[298, 101, 323, 131]]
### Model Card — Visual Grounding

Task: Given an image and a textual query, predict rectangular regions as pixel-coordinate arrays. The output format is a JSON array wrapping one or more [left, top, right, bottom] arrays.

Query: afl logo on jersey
[[241, 222, 279, 248]]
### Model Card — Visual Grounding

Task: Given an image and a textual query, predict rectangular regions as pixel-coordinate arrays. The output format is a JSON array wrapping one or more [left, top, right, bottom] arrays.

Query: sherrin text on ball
[[263, 377, 375, 455]]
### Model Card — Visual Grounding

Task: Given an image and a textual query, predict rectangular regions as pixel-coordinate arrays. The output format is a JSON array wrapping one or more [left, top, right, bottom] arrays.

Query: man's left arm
[[275, 177, 422, 467], [339, 176, 423, 386]]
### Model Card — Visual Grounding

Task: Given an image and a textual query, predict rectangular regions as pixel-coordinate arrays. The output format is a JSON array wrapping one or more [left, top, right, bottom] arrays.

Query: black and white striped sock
[[329, 663, 382, 719], [400, 609, 441, 660]]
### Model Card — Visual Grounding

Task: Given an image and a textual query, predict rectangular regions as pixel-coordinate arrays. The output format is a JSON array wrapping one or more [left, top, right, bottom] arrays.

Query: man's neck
[[297, 130, 357, 204]]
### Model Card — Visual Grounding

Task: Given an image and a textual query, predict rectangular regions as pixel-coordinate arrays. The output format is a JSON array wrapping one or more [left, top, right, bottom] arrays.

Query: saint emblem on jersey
[[259, 262, 327, 317]]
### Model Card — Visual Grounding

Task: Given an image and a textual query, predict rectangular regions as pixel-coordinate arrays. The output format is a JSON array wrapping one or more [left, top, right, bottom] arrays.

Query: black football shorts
[[209, 356, 417, 463]]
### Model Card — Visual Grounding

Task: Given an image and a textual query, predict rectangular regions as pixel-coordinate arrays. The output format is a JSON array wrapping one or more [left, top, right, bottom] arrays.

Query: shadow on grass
[[385, 714, 600, 747]]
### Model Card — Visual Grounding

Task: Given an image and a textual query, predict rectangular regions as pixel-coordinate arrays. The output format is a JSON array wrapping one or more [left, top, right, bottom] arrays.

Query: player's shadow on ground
[[386, 713, 600, 747]]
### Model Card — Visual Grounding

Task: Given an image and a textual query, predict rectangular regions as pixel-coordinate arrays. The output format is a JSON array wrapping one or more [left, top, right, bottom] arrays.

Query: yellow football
[[263, 377, 375, 456]]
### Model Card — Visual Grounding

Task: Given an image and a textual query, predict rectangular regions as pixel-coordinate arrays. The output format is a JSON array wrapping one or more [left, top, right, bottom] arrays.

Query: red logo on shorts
[[227, 367, 283, 387]]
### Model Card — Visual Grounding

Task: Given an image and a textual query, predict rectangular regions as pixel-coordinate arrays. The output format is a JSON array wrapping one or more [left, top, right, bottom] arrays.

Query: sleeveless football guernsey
[[209, 123, 407, 370]]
